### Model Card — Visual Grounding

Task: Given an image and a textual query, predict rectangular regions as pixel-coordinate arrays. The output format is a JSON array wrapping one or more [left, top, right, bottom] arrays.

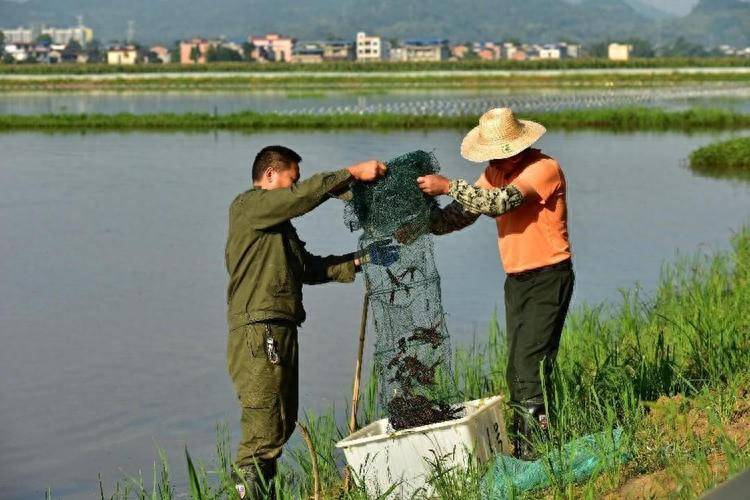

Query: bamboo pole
[[349, 292, 370, 434], [343, 292, 370, 492]]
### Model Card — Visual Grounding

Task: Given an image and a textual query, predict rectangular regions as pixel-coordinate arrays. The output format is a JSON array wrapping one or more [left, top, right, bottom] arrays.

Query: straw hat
[[460, 108, 546, 162]]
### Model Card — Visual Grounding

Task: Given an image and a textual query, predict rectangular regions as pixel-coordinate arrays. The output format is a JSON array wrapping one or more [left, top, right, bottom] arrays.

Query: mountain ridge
[[0, 0, 747, 46]]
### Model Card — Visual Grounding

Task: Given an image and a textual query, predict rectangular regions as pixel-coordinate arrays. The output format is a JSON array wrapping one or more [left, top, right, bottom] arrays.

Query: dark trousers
[[504, 261, 574, 404]]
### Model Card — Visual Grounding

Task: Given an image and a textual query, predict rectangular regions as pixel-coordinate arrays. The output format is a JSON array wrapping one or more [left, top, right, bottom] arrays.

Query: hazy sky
[[4, 0, 704, 16]]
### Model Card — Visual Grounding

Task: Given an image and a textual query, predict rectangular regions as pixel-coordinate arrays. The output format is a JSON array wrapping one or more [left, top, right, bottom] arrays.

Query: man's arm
[[300, 239, 399, 285], [428, 201, 480, 236], [235, 160, 387, 230], [301, 250, 359, 285], [417, 173, 526, 219], [446, 179, 525, 217], [236, 170, 352, 230]]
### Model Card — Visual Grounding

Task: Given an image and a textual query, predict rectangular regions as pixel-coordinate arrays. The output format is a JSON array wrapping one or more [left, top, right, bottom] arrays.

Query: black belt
[[507, 259, 572, 279]]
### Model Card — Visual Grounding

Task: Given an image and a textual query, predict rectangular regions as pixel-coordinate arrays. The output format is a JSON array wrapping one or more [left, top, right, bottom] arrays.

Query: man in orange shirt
[[416, 108, 573, 460]]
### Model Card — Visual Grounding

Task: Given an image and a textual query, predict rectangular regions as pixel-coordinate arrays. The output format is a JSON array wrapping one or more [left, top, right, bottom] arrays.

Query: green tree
[[0, 31, 5, 58], [206, 46, 243, 62], [462, 43, 479, 60], [662, 37, 709, 57], [587, 41, 608, 58], [85, 39, 104, 63], [170, 41, 181, 63], [628, 38, 655, 58], [242, 41, 255, 61], [65, 40, 82, 54], [36, 34, 53, 45], [190, 45, 201, 63]]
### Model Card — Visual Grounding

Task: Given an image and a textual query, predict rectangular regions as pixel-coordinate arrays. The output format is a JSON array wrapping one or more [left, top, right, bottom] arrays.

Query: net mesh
[[481, 428, 628, 498], [345, 150, 460, 431]]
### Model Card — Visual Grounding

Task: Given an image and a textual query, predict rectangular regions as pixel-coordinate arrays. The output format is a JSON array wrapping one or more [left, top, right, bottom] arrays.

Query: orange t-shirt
[[478, 149, 571, 274]]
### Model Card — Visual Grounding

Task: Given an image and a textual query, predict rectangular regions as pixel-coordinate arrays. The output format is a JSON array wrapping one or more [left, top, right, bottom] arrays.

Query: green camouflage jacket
[[226, 170, 357, 330]]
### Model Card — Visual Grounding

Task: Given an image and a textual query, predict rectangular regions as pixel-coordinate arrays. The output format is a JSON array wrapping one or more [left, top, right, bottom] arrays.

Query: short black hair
[[252, 145, 302, 181]]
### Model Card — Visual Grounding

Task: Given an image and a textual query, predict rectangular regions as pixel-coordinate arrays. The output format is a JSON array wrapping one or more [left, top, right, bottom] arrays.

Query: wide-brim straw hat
[[460, 107, 546, 162]]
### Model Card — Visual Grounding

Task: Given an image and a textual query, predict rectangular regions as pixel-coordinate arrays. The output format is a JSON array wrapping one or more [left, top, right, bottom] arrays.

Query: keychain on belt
[[264, 324, 280, 365]]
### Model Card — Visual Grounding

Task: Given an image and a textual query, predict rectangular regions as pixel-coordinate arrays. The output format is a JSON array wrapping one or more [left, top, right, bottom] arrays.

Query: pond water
[[1, 85, 749, 116], [1, 129, 749, 499]]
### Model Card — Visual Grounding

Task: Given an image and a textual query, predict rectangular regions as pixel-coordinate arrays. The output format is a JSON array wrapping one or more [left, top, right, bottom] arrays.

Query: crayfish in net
[[387, 394, 462, 431]]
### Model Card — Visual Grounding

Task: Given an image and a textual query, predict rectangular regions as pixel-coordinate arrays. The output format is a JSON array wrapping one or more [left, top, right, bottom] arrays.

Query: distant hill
[[666, 0, 750, 47], [623, 0, 675, 19], [0, 0, 746, 46]]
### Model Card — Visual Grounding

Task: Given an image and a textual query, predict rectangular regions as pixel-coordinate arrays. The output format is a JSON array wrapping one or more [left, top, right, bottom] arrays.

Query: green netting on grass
[[482, 428, 628, 498], [345, 150, 459, 430]]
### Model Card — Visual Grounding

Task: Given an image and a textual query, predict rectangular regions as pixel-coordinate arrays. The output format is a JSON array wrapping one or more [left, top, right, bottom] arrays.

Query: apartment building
[[390, 39, 450, 62], [250, 33, 294, 62], [356, 32, 386, 61]]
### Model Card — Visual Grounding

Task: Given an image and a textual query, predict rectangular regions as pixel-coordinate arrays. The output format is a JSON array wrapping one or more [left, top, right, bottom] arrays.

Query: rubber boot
[[232, 460, 277, 499], [512, 400, 548, 461]]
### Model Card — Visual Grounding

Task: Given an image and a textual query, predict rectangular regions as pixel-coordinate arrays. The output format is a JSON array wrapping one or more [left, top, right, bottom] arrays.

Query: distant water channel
[[1, 85, 749, 116], [1, 129, 749, 498]]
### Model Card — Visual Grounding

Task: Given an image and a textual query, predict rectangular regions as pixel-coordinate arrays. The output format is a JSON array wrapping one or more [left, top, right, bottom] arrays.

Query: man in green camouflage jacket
[[225, 145, 396, 498]]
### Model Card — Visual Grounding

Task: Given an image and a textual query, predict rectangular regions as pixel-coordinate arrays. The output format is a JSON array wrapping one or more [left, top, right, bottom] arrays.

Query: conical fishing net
[[345, 150, 460, 431]]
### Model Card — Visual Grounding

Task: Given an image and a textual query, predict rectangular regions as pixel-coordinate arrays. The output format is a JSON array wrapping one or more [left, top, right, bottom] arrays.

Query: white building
[[107, 46, 138, 65], [538, 45, 561, 59], [356, 32, 386, 61], [608, 43, 633, 61], [3, 43, 31, 62], [391, 39, 450, 62], [559, 42, 581, 59], [42, 26, 93, 46], [2, 25, 93, 47], [2, 27, 34, 44]]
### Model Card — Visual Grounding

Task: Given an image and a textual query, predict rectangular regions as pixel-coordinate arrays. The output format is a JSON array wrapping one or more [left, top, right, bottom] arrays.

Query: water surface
[[1, 129, 748, 498], [1, 86, 749, 116]]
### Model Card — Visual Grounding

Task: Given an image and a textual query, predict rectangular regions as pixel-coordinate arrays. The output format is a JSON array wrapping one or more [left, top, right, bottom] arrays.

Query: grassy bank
[[2, 58, 749, 76], [689, 136, 750, 180], [3, 108, 750, 134], [2, 71, 748, 92], [91, 226, 750, 499]]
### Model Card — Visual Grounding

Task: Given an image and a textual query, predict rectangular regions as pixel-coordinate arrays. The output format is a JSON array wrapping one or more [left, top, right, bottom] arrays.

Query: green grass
[[1, 71, 748, 92], [689, 136, 750, 180], [1, 58, 749, 75], [3, 107, 750, 133], [83, 225, 750, 499]]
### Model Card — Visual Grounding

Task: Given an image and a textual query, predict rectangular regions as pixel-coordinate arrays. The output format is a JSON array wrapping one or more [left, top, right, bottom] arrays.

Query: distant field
[[1, 58, 749, 75], [1, 107, 748, 133], [1, 66, 749, 92]]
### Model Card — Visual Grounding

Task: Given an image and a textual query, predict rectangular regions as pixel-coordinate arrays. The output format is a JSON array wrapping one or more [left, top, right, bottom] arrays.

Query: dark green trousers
[[504, 261, 574, 404], [227, 321, 299, 468]]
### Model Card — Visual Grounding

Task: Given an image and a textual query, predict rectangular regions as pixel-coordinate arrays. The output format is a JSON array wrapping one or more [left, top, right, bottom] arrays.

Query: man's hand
[[417, 174, 451, 197], [348, 160, 387, 182], [357, 239, 400, 267]]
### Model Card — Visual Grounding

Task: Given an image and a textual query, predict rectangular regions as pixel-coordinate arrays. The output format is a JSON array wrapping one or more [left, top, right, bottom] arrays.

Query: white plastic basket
[[336, 396, 510, 498]]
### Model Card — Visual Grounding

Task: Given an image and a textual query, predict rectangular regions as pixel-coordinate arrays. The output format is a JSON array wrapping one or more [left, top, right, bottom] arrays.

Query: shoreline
[[1, 107, 748, 133]]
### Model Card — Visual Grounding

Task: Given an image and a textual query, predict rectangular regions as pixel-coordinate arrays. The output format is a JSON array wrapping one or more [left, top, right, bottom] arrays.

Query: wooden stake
[[343, 292, 369, 491]]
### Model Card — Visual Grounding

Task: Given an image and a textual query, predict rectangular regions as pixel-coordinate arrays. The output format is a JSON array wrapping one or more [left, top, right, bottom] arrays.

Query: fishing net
[[481, 428, 629, 498], [345, 150, 460, 431]]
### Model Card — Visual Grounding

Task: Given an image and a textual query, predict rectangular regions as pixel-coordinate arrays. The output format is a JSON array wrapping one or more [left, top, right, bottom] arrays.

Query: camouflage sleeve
[[447, 179, 525, 217], [429, 201, 480, 235]]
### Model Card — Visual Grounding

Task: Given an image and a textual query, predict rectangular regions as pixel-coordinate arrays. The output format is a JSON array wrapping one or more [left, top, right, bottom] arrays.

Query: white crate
[[336, 396, 510, 498]]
